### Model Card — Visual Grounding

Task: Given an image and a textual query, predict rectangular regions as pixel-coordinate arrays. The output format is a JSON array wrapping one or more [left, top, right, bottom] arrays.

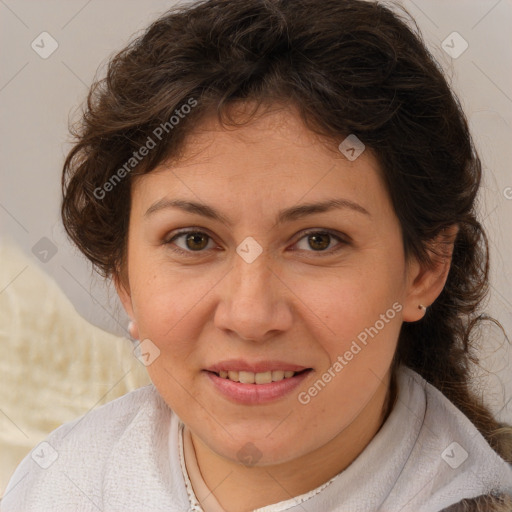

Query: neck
[[188, 369, 396, 512]]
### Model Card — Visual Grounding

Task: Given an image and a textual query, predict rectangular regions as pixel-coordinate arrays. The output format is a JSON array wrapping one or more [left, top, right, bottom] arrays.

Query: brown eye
[[293, 230, 347, 254], [165, 230, 215, 255], [307, 233, 331, 251], [184, 232, 209, 251]]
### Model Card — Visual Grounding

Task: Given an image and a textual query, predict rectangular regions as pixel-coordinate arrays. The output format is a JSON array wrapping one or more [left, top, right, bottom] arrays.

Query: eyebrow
[[144, 197, 370, 226]]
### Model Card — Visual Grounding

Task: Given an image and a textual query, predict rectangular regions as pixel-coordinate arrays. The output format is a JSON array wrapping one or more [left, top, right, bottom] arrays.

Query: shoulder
[[398, 366, 512, 510], [37, 383, 167, 452], [0, 385, 188, 512]]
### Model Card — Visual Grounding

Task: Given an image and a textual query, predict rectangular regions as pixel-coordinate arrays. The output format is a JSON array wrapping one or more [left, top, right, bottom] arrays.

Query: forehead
[[130, 105, 391, 220]]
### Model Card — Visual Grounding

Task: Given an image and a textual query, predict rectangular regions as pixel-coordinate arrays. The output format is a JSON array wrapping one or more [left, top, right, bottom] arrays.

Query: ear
[[113, 270, 138, 338], [402, 224, 459, 322]]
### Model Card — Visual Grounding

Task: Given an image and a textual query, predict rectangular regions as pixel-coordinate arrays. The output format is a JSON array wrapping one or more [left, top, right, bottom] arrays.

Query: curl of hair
[[441, 493, 512, 512]]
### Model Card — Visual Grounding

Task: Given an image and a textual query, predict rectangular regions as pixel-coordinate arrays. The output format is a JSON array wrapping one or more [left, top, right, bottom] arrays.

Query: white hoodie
[[1, 365, 511, 512]]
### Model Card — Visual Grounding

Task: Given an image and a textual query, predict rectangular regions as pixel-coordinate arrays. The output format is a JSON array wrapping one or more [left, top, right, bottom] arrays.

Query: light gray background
[[1, 0, 511, 419]]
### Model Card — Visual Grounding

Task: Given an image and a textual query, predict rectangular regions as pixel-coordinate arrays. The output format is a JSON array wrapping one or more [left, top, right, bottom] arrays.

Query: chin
[[201, 427, 311, 467]]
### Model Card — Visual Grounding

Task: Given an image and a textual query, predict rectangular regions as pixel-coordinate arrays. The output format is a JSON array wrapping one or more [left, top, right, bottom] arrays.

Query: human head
[[61, 0, 487, 464]]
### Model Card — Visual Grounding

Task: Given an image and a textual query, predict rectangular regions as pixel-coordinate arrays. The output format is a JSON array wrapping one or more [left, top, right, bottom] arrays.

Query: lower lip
[[204, 370, 312, 405]]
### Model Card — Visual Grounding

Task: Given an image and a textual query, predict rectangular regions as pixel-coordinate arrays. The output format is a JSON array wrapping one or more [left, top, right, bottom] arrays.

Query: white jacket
[[1, 365, 511, 512]]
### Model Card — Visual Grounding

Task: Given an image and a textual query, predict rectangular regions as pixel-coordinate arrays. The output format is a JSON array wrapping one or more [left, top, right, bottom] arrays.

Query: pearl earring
[[128, 320, 139, 339]]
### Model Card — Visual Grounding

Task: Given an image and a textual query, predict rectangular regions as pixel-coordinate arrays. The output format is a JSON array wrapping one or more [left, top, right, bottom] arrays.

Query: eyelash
[[163, 228, 348, 257]]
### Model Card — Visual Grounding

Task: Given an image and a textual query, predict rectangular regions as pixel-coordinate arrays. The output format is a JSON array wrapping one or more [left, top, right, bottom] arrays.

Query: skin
[[116, 103, 455, 512]]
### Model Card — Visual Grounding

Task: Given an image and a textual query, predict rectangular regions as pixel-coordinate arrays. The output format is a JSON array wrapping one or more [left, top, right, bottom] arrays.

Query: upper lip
[[205, 359, 310, 373]]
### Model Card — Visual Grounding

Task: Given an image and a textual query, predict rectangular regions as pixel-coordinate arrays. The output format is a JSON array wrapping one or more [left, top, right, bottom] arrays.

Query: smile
[[203, 363, 313, 405], [213, 369, 307, 384]]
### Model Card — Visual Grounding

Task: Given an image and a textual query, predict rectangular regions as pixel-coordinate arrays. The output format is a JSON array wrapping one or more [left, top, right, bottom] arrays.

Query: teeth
[[217, 370, 299, 383], [272, 370, 284, 381], [255, 371, 272, 384], [239, 371, 255, 384]]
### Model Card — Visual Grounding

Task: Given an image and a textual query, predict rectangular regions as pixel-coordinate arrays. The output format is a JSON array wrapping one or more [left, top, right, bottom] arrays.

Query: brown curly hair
[[60, 0, 512, 509]]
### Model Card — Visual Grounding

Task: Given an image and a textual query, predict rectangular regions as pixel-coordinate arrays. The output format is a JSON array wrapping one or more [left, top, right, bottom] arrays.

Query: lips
[[204, 366, 313, 405]]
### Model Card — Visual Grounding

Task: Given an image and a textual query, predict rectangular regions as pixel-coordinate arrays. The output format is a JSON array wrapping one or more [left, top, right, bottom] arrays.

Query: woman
[[2, 0, 511, 510]]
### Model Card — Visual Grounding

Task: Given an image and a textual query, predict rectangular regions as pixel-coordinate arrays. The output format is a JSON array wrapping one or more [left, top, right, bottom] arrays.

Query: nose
[[213, 251, 293, 343]]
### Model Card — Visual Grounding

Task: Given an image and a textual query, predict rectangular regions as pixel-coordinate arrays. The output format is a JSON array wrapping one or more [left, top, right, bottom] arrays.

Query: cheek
[[293, 274, 402, 424], [125, 244, 193, 396], [290, 262, 404, 352], [130, 256, 219, 343], [130, 268, 209, 410]]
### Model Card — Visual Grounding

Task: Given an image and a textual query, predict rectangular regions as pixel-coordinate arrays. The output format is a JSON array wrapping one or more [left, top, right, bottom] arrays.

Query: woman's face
[[117, 105, 425, 466]]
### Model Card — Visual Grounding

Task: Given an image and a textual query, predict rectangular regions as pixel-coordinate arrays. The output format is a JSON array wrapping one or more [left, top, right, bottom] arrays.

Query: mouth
[[203, 360, 313, 404]]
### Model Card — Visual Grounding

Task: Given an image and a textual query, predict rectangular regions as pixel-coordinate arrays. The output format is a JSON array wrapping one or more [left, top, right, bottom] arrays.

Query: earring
[[128, 320, 139, 340], [418, 304, 427, 311]]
